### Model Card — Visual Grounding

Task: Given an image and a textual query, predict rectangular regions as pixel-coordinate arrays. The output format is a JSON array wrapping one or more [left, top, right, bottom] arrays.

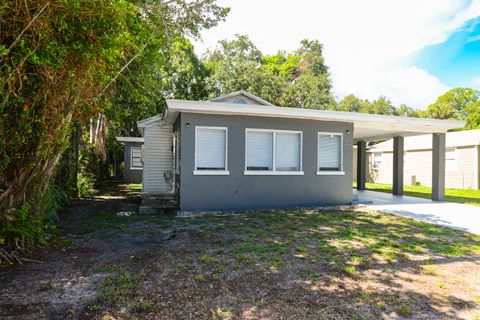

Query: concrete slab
[[354, 189, 480, 235]]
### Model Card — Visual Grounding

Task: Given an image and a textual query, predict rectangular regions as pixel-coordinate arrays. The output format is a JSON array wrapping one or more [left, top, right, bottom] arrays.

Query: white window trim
[[445, 147, 457, 172], [193, 170, 230, 175], [130, 146, 143, 170], [244, 128, 304, 175], [194, 126, 229, 175], [316, 132, 344, 175]]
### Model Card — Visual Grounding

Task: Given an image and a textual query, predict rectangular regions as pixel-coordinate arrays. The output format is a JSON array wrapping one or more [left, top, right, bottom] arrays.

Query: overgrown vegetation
[[0, 0, 228, 259]]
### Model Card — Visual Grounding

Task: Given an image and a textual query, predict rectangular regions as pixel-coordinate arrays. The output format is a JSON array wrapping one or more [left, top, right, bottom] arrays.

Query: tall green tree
[[204, 35, 263, 97], [0, 0, 228, 250], [204, 35, 335, 108], [425, 88, 480, 124]]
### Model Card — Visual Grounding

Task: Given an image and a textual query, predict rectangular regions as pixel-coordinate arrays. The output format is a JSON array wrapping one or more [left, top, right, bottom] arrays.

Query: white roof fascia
[[209, 90, 274, 106], [165, 99, 464, 140], [137, 115, 163, 128]]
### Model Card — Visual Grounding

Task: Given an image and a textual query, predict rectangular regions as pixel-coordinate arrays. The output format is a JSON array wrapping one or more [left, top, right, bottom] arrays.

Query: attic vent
[[232, 98, 248, 105]]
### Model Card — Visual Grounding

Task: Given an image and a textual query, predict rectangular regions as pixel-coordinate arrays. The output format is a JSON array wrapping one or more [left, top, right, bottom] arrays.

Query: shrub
[[0, 185, 68, 263], [77, 171, 95, 198]]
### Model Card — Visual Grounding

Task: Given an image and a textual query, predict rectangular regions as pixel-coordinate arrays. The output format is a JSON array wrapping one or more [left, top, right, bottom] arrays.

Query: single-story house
[[137, 90, 464, 212], [115, 136, 144, 183], [364, 130, 480, 190]]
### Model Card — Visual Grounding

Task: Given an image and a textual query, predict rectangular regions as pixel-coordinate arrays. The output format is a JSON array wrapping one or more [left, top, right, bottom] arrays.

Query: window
[[130, 147, 143, 170], [194, 127, 228, 175], [233, 98, 248, 104], [373, 152, 383, 169], [445, 148, 457, 171], [245, 129, 303, 175], [246, 130, 273, 171], [317, 133, 343, 175], [275, 132, 301, 171]]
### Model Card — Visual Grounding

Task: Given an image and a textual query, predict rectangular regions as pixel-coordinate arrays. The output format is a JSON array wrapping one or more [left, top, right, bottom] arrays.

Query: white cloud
[[194, 0, 480, 109], [467, 34, 480, 42], [472, 76, 480, 88]]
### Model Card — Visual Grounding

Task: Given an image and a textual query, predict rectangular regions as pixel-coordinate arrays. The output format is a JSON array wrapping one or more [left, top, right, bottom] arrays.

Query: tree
[[337, 95, 367, 113], [395, 104, 420, 118], [203, 35, 335, 109], [204, 35, 263, 98], [425, 88, 480, 122], [363, 96, 396, 115], [0, 0, 228, 251]]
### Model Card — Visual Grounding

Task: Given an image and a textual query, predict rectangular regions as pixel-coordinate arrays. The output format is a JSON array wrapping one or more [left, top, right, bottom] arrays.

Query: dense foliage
[[424, 88, 480, 128], [0, 0, 227, 260], [204, 35, 335, 108]]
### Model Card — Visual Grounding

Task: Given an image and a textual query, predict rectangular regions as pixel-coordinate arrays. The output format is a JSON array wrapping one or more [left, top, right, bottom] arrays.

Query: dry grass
[[1, 182, 480, 319]]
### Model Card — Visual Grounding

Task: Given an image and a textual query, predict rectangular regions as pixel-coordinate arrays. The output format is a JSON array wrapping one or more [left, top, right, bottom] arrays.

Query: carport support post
[[392, 136, 404, 196], [432, 133, 446, 201], [357, 141, 367, 190]]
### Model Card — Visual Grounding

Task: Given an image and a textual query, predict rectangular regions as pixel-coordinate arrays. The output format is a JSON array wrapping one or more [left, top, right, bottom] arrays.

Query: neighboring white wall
[[142, 123, 173, 193], [366, 146, 479, 189]]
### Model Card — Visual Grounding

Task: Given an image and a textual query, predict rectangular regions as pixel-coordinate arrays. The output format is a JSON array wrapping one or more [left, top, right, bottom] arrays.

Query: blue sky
[[413, 18, 480, 88], [195, 0, 480, 109]]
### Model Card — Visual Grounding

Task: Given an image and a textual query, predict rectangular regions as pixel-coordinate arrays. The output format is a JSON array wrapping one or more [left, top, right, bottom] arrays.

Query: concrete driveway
[[354, 189, 480, 235]]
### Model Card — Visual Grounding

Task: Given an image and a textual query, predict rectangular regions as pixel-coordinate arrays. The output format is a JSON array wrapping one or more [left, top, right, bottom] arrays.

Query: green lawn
[[356, 182, 480, 206]]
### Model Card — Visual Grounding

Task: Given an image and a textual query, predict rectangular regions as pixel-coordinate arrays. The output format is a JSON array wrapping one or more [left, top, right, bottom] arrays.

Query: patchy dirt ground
[[1, 182, 480, 320]]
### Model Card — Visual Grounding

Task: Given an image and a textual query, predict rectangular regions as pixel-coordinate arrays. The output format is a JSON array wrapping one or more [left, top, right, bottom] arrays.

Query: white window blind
[[195, 127, 227, 171], [275, 132, 301, 171], [246, 131, 273, 170], [318, 134, 342, 171], [131, 147, 143, 169]]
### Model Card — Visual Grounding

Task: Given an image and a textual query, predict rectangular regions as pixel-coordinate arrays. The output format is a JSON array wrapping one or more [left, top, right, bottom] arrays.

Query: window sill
[[130, 167, 143, 170], [316, 171, 345, 175], [244, 171, 304, 176], [193, 170, 230, 175]]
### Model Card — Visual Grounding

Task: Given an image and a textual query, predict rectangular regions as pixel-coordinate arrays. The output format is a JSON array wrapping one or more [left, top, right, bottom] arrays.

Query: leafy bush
[[0, 185, 68, 261], [77, 171, 95, 198]]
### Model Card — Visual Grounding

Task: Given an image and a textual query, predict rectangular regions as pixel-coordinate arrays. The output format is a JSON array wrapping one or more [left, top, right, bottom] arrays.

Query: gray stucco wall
[[177, 113, 354, 211], [123, 141, 143, 183]]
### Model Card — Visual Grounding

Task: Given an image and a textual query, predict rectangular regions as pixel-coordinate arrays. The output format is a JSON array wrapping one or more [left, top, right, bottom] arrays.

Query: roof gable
[[209, 90, 273, 106]]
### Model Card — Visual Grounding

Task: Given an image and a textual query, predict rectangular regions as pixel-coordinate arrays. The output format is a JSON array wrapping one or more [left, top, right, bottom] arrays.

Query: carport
[[352, 114, 464, 200]]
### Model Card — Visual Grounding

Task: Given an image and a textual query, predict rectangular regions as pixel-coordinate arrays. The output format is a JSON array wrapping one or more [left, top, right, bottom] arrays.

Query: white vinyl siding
[[245, 129, 303, 175], [366, 146, 478, 189], [194, 127, 228, 175], [445, 148, 457, 172], [130, 147, 143, 169], [317, 132, 343, 175], [142, 123, 173, 193]]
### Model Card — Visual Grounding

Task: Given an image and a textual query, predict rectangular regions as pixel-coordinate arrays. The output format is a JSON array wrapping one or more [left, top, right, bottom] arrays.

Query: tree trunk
[[0, 113, 73, 214]]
